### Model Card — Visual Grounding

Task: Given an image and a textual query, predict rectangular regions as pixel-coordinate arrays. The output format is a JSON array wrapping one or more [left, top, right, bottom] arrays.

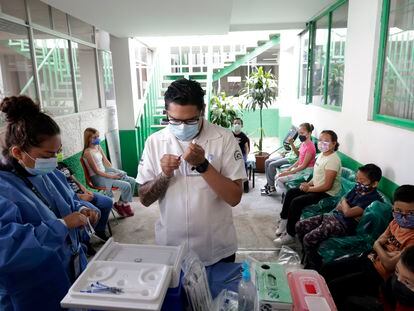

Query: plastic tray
[[61, 261, 171, 311], [93, 238, 184, 288]]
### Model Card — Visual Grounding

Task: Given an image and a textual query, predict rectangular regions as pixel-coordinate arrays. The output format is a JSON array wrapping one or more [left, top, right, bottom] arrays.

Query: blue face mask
[[356, 182, 372, 193], [92, 138, 101, 145], [169, 123, 200, 141], [24, 152, 57, 175], [393, 211, 414, 229]]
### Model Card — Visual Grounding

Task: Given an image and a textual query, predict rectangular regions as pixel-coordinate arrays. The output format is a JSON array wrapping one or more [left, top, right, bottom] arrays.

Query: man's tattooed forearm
[[138, 173, 170, 206]]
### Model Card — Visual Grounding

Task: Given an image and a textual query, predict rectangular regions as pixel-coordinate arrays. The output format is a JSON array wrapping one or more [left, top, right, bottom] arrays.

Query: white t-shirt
[[136, 121, 247, 266], [312, 152, 342, 196]]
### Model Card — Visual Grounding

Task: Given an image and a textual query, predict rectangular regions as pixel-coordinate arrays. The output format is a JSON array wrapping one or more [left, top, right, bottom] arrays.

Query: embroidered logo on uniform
[[234, 150, 243, 161]]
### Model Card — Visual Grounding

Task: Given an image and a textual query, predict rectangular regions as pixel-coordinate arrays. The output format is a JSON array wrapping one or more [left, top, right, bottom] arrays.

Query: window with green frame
[[374, 0, 414, 129], [298, 0, 348, 109]]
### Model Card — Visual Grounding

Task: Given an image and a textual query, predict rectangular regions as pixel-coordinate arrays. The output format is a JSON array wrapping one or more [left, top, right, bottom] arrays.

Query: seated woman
[[82, 128, 136, 217], [274, 130, 342, 246], [0, 96, 96, 310], [275, 123, 316, 196], [57, 157, 112, 243], [261, 137, 300, 195], [296, 163, 383, 269]]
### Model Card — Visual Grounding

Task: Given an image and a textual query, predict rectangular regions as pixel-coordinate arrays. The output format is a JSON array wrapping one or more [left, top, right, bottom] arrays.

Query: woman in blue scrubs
[[0, 96, 98, 310]]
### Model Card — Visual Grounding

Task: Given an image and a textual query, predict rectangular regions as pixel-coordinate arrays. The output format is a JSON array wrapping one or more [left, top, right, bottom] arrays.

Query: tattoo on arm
[[138, 173, 171, 206]]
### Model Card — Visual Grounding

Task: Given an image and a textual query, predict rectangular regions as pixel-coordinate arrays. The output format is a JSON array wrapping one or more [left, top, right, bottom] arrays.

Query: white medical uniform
[[137, 121, 247, 266]]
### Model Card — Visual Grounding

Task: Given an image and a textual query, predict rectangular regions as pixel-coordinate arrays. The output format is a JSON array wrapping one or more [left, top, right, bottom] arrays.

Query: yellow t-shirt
[[311, 152, 342, 196]]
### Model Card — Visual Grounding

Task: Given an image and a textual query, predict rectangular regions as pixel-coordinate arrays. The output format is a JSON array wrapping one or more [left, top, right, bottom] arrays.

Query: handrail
[[136, 51, 162, 127], [20, 46, 56, 95], [385, 57, 414, 99]]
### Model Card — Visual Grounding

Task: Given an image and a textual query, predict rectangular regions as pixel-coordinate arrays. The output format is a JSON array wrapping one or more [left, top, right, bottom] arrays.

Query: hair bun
[[0, 96, 40, 123], [310, 124, 314, 131]]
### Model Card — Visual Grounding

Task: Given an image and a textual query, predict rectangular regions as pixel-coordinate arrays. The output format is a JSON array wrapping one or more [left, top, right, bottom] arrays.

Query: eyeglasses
[[393, 210, 414, 216], [168, 116, 200, 126]]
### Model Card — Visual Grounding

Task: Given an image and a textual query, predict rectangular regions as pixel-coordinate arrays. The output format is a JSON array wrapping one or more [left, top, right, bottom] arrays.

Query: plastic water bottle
[[238, 261, 257, 311]]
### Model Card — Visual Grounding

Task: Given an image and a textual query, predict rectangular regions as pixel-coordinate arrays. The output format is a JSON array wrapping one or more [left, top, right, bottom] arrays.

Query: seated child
[[57, 157, 112, 241], [340, 245, 414, 311], [320, 185, 414, 310], [296, 164, 383, 269], [382, 245, 414, 310]]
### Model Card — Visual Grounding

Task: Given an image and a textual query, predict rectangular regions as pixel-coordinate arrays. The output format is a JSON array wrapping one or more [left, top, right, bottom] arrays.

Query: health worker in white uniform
[[137, 78, 247, 266]]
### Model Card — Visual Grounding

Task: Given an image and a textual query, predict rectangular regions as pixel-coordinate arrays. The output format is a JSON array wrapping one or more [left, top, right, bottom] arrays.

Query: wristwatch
[[194, 159, 209, 173]]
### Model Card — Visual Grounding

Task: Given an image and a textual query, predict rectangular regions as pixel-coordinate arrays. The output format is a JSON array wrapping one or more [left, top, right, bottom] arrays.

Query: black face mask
[[298, 135, 307, 142], [386, 274, 414, 307]]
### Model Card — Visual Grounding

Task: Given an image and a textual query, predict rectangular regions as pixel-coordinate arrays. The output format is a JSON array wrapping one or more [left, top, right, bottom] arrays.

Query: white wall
[[55, 107, 118, 157], [111, 37, 140, 130], [0, 107, 118, 162], [276, 30, 302, 117], [289, 0, 414, 186]]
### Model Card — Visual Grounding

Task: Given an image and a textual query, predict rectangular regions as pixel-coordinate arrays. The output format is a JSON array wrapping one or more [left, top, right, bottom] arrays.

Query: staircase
[[4, 39, 114, 115], [141, 33, 281, 137]]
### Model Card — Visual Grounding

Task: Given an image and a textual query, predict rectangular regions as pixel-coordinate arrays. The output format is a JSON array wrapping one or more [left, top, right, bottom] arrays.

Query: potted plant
[[209, 92, 240, 128], [240, 66, 277, 172]]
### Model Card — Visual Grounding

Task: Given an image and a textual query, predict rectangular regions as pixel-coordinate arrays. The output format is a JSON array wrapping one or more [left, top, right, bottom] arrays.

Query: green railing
[[135, 52, 163, 160]]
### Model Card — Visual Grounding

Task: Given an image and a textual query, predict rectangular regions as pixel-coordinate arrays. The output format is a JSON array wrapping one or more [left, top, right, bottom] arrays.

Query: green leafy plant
[[240, 66, 277, 153], [209, 92, 240, 128]]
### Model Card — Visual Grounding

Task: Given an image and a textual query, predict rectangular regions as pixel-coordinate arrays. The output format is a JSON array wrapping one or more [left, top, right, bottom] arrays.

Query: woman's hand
[[300, 182, 310, 192], [80, 208, 99, 225], [278, 171, 290, 178], [77, 193, 94, 202], [63, 212, 88, 229], [110, 173, 123, 179]]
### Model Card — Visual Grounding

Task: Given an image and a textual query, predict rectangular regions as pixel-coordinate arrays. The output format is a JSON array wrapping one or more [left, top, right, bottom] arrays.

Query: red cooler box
[[287, 269, 337, 311]]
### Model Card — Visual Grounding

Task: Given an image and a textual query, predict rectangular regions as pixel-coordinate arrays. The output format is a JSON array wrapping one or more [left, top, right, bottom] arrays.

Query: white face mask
[[318, 141, 331, 153], [23, 152, 57, 175], [233, 124, 242, 133]]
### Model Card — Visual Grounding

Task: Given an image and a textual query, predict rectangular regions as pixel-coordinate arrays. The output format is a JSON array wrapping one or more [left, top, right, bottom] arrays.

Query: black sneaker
[[262, 186, 276, 196], [95, 230, 110, 242], [85, 241, 97, 256], [260, 184, 270, 192]]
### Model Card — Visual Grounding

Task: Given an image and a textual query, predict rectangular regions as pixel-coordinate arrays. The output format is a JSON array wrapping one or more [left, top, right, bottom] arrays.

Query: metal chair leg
[[107, 221, 113, 236], [111, 208, 119, 225]]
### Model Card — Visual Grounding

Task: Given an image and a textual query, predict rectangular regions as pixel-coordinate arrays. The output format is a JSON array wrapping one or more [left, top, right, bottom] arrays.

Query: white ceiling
[[42, 0, 336, 37]]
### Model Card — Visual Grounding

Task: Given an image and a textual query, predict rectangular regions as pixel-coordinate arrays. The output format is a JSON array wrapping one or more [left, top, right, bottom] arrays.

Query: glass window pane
[[98, 50, 115, 107], [299, 31, 309, 102], [218, 65, 248, 96], [51, 7, 68, 34], [29, 0, 51, 28], [136, 67, 142, 99], [0, 20, 36, 102], [72, 42, 99, 111], [33, 30, 75, 116], [312, 16, 329, 105], [379, 0, 414, 120], [0, 0, 26, 21], [69, 15, 93, 43], [327, 3, 348, 107], [96, 29, 110, 50], [141, 67, 148, 95]]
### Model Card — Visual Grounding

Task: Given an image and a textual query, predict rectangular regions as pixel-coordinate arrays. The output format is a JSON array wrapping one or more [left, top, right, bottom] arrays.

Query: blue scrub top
[[0, 161, 87, 311]]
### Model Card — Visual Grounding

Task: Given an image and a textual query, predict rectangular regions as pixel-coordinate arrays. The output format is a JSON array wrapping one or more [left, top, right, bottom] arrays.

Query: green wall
[[278, 116, 292, 139], [242, 108, 279, 138], [338, 151, 399, 200], [119, 129, 140, 178]]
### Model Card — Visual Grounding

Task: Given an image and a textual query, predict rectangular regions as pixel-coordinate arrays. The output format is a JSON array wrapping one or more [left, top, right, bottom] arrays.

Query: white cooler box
[[61, 239, 184, 311]]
